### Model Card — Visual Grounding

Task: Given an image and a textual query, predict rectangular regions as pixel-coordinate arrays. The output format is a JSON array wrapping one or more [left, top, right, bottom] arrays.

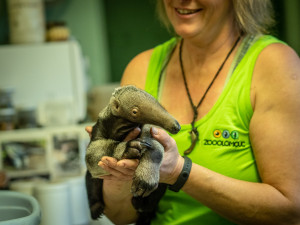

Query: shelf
[[0, 123, 92, 180], [6, 169, 50, 179]]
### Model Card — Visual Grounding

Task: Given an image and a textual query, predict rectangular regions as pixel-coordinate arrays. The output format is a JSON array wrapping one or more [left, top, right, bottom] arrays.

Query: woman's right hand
[[98, 157, 139, 181], [85, 126, 141, 181]]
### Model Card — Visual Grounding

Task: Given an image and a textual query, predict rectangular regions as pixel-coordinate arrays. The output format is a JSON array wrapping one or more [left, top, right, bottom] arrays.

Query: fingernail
[[152, 127, 158, 135], [134, 127, 141, 133]]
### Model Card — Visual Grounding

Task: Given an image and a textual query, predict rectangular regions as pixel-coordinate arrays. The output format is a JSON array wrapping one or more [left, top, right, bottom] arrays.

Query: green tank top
[[144, 35, 284, 225]]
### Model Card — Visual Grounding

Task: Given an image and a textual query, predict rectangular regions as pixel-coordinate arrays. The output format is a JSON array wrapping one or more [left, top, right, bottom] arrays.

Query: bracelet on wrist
[[168, 156, 192, 192]]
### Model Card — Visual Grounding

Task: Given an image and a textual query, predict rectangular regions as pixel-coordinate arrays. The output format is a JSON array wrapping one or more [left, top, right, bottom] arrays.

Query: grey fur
[[85, 85, 180, 220]]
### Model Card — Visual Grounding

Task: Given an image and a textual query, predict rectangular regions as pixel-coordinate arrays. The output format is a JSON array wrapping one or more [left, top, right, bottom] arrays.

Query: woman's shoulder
[[121, 48, 154, 89], [121, 38, 178, 89], [252, 36, 300, 106], [255, 38, 300, 80]]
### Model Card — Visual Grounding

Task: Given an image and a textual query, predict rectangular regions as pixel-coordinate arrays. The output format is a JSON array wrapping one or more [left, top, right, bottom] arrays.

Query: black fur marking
[[85, 171, 105, 219], [133, 183, 168, 225], [149, 149, 163, 164]]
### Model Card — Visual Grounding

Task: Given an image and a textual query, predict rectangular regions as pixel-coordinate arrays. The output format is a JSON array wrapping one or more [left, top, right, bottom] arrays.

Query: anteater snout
[[170, 120, 181, 134]]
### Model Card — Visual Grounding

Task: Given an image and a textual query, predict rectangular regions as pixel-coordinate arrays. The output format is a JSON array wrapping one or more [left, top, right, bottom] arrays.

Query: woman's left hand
[[151, 127, 184, 185]]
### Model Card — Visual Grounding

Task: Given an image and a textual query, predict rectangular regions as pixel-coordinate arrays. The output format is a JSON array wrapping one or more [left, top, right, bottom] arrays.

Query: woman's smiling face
[[163, 0, 234, 40]]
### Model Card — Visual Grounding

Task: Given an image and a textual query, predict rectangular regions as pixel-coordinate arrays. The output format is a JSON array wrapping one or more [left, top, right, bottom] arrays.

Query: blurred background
[[0, 0, 299, 225]]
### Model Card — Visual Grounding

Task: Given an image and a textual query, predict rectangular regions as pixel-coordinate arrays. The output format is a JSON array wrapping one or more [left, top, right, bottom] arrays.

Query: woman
[[88, 0, 300, 224]]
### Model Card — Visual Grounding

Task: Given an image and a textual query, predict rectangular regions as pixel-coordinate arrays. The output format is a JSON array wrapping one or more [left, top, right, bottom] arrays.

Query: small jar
[[0, 108, 16, 130], [7, 0, 46, 44], [46, 22, 70, 42]]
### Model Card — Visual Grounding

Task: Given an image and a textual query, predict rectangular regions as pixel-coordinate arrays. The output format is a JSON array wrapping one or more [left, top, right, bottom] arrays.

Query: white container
[[67, 176, 90, 225], [7, 0, 45, 44], [10, 178, 48, 196], [10, 180, 37, 196], [34, 182, 71, 225]]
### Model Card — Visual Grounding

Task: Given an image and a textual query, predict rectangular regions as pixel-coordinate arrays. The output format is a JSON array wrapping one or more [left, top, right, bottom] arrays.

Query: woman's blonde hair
[[156, 0, 275, 35]]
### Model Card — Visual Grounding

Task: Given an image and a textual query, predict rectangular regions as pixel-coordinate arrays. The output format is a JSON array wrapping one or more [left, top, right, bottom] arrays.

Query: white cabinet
[[0, 40, 87, 126]]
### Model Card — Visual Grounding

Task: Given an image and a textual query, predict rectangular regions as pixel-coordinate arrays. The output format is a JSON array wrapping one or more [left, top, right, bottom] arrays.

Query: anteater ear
[[110, 97, 121, 115]]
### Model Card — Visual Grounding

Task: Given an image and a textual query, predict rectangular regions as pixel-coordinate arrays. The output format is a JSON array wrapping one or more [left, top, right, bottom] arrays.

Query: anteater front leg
[[131, 139, 164, 197], [86, 139, 127, 178]]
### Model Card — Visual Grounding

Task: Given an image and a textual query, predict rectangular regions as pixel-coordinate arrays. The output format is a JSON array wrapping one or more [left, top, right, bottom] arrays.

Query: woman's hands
[[85, 126, 183, 184]]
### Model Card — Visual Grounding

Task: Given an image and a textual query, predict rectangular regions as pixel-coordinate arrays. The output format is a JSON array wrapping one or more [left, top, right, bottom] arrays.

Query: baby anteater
[[85, 85, 181, 223]]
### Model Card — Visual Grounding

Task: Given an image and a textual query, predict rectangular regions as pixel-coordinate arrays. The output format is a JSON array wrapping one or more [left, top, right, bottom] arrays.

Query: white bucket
[[34, 182, 71, 225], [67, 176, 90, 225], [10, 178, 47, 196]]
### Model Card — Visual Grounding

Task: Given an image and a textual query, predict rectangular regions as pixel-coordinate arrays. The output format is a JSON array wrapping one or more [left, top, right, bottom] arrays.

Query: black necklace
[[179, 37, 241, 155]]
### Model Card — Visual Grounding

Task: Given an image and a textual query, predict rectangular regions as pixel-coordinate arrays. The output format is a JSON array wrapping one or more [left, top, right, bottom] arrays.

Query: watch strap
[[168, 156, 192, 192]]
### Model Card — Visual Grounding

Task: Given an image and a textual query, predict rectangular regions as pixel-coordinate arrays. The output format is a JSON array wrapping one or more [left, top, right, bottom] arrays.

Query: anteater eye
[[132, 108, 139, 116], [132, 109, 138, 114]]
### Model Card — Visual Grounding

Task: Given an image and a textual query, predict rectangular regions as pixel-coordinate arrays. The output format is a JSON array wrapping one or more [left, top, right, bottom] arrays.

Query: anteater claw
[[140, 141, 152, 149]]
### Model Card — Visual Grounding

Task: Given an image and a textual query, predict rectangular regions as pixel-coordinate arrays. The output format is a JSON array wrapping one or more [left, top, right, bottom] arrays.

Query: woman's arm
[[153, 43, 300, 225]]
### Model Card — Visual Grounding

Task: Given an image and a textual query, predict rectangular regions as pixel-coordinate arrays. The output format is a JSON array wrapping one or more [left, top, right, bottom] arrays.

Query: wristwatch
[[168, 156, 192, 192]]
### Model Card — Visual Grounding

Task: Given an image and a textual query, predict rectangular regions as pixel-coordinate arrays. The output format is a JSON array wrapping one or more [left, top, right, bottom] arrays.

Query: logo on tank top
[[204, 129, 245, 147]]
